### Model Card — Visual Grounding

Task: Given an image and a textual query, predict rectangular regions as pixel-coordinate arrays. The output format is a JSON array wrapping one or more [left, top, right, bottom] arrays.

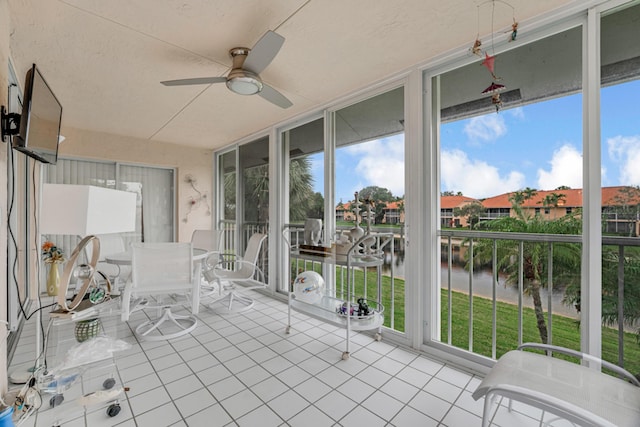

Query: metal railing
[[219, 220, 269, 281], [439, 229, 640, 372]]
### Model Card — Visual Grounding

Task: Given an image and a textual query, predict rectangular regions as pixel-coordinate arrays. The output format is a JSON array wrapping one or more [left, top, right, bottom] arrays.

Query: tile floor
[[8, 291, 559, 427]]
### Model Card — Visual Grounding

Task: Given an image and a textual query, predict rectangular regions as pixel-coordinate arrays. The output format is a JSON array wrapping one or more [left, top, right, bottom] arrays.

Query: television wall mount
[[1, 105, 21, 142]]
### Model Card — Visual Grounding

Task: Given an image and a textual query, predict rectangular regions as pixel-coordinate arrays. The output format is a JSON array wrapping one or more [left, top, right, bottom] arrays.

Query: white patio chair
[[472, 343, 640, 427], [209, 233, 268, 314], [190, 229, 224, 287], [121, 242, 199, 341]]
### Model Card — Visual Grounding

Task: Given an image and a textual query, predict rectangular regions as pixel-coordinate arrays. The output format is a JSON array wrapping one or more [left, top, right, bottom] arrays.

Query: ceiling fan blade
[[243, 30, 285, 74], [161, 77, 226, 86], [259, 84, 292, 109]]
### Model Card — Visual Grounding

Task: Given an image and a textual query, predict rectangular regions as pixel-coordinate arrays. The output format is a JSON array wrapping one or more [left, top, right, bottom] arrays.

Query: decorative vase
[[74, 318, 102, 342], [47, 262, 61, 296]]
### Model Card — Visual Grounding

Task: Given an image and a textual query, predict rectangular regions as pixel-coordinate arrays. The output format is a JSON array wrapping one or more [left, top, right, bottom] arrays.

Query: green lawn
[[292, 261, 640, 375], [442, 288, 640, 375]]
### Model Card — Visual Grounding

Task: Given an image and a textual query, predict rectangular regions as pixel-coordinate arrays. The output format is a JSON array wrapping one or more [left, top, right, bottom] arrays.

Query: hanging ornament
[[472, 0, 517, 113], [482, 81, 505, 95], [482, 82, 506, 112], [491, 93, 503, 112], [508, 19, 518, 42], [481, 52, 498, 79], [471, 37, 483, 56]]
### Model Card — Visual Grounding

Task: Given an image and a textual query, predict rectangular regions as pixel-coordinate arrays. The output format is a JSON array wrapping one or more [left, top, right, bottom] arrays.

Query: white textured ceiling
[[7, 0, 573, 150]]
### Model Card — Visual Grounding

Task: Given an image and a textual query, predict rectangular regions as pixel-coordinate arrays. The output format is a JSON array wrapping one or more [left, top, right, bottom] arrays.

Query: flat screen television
[[12, 64, 63, 165]]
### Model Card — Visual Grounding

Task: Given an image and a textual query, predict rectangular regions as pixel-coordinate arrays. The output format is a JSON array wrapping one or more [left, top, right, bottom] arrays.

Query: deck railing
[[219, 220, 269, 280], [439, 229, 640, 373]]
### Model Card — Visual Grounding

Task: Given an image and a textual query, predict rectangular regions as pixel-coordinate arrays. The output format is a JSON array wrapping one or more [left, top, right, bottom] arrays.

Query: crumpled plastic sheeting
[[51, 336, 131, 373]]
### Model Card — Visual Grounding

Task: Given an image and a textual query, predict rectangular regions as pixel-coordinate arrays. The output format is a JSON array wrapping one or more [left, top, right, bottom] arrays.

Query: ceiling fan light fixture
[[226, 76, 263, 95], [226, 67, 263, 95]]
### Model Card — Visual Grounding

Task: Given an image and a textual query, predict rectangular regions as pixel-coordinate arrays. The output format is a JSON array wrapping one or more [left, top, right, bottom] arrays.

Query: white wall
[[58, 126, 215, 242]]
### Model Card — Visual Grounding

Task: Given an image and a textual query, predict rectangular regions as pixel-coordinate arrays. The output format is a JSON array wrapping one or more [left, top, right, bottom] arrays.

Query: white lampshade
[[40, 184, 137, 235]]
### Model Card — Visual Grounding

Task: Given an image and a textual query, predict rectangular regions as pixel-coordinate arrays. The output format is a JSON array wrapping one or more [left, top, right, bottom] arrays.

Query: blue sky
[[310, 79, 640, 202]]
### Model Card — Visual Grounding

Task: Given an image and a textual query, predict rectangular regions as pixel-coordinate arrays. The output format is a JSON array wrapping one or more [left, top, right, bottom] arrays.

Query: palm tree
[[226, 157, 315, 223], [469, 204, 582, 344], [289, 157, 315, 221]]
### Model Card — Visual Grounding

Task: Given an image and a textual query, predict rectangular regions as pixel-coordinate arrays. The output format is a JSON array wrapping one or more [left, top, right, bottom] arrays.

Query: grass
[[442, 288, 640, 375], [291, 261, 640, 375]]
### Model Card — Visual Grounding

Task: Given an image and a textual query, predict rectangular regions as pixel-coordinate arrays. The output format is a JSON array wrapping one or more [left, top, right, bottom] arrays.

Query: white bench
[[472, 343, 640, 427]]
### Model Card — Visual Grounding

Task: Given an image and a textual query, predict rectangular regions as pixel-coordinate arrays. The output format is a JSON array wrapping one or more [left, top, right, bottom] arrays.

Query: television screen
[[12, 64, 62, 164]]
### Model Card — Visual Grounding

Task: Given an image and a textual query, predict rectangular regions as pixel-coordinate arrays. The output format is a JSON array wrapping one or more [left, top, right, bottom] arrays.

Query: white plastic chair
[[190, 229, 224, 285], [210, 233, 267, 313], [472, 343, 640, 427], [121, 242, 199, 341]]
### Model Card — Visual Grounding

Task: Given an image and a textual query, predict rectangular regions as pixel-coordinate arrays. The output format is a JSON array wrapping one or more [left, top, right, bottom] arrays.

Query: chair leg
[[209, 291, 255, 314], [135, 307, 197, 341]]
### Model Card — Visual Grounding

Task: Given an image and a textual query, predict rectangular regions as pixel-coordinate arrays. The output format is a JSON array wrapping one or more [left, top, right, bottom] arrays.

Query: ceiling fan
[[161, 30, 292, 109]]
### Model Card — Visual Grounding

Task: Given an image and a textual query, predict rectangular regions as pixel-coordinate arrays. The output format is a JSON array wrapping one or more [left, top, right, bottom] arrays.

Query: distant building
[[481, 186, 640, 236], [441, 195, 480, 228], [382, 201, 404, 224], [336, 186, 640, 235]]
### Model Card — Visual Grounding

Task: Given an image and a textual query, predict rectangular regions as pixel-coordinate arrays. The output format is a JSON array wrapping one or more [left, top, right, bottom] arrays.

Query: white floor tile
[[220, 389, 263, 419], [277, 364, 312, 388], [441, 406, 483, 427], [184, 402, 233, 427], [133, 402, 182, 427], [236, 405, 284, 427], [391, 405, 440, 427], [335, 377, 376, 404], [164, 374, 204, 400], [355, 365, 392, 389], [423, 377, 463, 404], [235, 364, 272, 387], [408, 389, 451, 421], [287, 404, 335, 427], [9, 294, 553, 427], [360, 390, 404, 422], [315, 390, 358, 421], [207, 375, 247, 401], [128, 386, 172, 417], [436, 365, 473, 389], [251, 376, 289, 402], [267, 389, 310, 421], [340, 405, 387, 426], [173, 388, 217, 418], [294, 377, 333, 403]]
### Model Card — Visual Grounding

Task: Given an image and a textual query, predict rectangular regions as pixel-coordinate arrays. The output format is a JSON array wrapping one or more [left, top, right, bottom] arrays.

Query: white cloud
[[463, 115, 507, 142], [536, 144, 583, 190], [508, 107, 525, 120], [607, 135, 640, 186], [350, 138, 405, 197], [441, 149, 525, 198]]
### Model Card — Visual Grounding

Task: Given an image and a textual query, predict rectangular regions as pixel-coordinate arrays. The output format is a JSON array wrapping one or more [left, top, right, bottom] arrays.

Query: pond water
[[381, 250, 580, 319]]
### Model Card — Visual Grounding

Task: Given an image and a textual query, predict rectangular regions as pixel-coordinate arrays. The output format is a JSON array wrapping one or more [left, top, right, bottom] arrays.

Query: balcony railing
[[219, 220, 269, 280], [439, 229, 640, 374]]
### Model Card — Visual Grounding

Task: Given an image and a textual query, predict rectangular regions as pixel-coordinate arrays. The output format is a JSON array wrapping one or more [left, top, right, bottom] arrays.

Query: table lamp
[[40, 184, 137, 311]]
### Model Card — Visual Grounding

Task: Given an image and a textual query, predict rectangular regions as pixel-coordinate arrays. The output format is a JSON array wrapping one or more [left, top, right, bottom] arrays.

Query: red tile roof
[[441, 195, 479, 209], [482, 186, 640, 208], [335, 187, 640, 210]]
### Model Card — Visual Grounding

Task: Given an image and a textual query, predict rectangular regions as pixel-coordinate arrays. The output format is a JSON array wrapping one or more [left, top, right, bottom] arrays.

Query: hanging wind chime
[[470, 0, 518, 113]]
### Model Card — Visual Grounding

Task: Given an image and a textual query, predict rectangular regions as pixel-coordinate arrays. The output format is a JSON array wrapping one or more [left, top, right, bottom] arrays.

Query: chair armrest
[[518, 343, 640, 387], [213, 259, 266, 284], [478, 383, 618, 427]]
